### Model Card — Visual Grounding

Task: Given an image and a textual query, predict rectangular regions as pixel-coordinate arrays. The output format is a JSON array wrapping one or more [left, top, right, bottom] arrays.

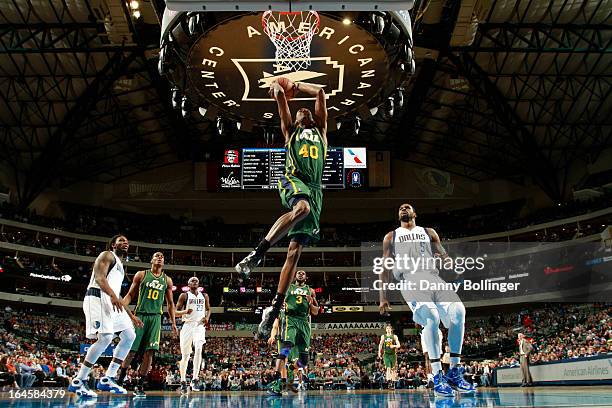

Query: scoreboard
[[220, 147, 367, 190]]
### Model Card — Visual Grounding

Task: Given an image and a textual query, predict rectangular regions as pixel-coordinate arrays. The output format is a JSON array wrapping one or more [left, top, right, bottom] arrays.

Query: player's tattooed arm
[[174, 293, 192, 316], [269, 81, 292, 142], [165, 276, 178, 335], [426, 228, 449, 259], [203, 293, 211, 325], [379, 231, 393, 315]]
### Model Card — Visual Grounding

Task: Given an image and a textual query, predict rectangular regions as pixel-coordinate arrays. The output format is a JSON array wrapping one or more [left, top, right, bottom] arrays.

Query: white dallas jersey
[[87, 251, 124, 296], [183, 291, 206, 323], [392, 225, 437, 279]]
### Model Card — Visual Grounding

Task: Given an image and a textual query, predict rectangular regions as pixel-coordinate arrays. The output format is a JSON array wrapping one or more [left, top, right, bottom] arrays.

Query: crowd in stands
[[1, 192, 610, 248], [1, 302, 610, 391], [495, 304, 612, 366]]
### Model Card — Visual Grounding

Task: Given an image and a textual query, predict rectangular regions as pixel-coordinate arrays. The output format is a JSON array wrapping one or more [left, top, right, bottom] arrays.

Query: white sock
[[77, 365, 92, 381], [431, 361, 442, 375], [450, 356, 460, 368], [106, 361, 121, 378]]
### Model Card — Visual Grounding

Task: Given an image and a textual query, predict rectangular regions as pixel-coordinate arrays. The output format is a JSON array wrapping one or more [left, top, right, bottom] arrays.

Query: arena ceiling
[[0, 0, 610, 207]]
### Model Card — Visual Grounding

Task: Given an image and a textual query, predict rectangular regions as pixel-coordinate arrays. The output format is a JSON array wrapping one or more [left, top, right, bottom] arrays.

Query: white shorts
[[83, 293, 132, 339], [400, 271, 460, 328], [180, 321, 206, 354]]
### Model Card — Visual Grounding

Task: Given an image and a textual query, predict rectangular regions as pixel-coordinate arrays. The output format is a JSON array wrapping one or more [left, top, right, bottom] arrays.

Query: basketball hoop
[[262, 11, 320, 71]]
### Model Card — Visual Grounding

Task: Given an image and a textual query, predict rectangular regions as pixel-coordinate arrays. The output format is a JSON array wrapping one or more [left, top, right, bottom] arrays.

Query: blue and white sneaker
[[68, 378, 98, 398], [433, 372, 454, 398], [446, 367, 476, 394], [96, 376, 128, 394]]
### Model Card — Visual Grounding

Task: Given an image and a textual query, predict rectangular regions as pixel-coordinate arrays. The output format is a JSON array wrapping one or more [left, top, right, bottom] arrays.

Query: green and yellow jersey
[[285, 126, 327, 186], [135, 269, 167, 315], [285, 282, 312, 318], [383, 334, 397, 355]]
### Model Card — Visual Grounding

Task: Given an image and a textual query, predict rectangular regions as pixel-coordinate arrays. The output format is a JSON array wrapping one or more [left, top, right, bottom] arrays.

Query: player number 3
[[299, 144, 319, 160]]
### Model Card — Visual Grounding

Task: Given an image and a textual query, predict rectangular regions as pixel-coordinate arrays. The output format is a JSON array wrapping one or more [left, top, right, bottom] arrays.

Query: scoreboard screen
[[220, 147, 367, 190]]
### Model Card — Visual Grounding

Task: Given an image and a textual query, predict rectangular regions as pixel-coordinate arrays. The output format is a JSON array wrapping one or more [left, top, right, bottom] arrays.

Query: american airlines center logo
[[187, 13, 389, 123]]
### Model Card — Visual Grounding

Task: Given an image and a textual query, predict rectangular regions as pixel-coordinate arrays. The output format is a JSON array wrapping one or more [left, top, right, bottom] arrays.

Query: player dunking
[[175, 277, 210, 394], [267, 270, 318, 396], [117, 252, 177, 397], [68, 234, 143, 398], [378, 204, 475, 397], [235, 78, 327, 337], [378, 324, 400, 389]]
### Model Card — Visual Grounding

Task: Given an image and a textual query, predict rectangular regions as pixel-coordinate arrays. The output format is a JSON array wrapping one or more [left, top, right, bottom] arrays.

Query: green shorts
[[280, 315, 311, 354], [383, 353, 397, 368], [278, 175, 322, 244], [131, 313, 162, 352]]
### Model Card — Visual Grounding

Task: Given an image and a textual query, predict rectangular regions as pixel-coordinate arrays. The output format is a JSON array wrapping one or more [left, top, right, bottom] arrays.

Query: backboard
[[165, 0, 414, 12]]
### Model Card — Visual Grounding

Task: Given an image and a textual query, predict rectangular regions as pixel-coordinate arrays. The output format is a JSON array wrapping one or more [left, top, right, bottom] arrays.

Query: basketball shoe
[[97, 376, 127, 394], [446, 366, 476, 394], [68, 378, 97, 398]]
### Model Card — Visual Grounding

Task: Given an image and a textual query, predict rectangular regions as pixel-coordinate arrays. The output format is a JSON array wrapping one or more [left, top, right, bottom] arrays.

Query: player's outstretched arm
[[270, 81, 293, 143], [296, 83, 327, 140]]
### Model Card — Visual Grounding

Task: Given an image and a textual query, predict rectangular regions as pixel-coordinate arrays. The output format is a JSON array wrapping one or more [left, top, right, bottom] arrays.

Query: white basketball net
[[262, 11, 320, 71]]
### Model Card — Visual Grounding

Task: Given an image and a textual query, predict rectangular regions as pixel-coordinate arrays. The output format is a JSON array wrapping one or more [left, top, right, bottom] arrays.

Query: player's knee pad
[[114, 329, 135, 359], [96, 332, 114, 348], [448, 302, 466, 325], [297, 352, 309, 368], [85, 332, 113, 362], [415, 305, 440, 328], [120, 327, 136, 343], [279, 342, 293, 359]]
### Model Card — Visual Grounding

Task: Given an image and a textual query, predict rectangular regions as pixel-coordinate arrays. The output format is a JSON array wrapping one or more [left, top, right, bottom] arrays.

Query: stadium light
[[171, 87, 181, 110], [383, 96, 395, 118], [181, 96, 190, 118], [216, 117, 225, 136], [353, 116, 361, 135], [373, 14, 385, 35], [188, 13, 201, 36], [158, 46, 167, 75], [394, 88, 404, 109]]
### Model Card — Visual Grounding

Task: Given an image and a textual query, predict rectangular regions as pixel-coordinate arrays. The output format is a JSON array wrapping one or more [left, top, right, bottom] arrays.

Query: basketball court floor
[[2, 387, 612, 407]]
